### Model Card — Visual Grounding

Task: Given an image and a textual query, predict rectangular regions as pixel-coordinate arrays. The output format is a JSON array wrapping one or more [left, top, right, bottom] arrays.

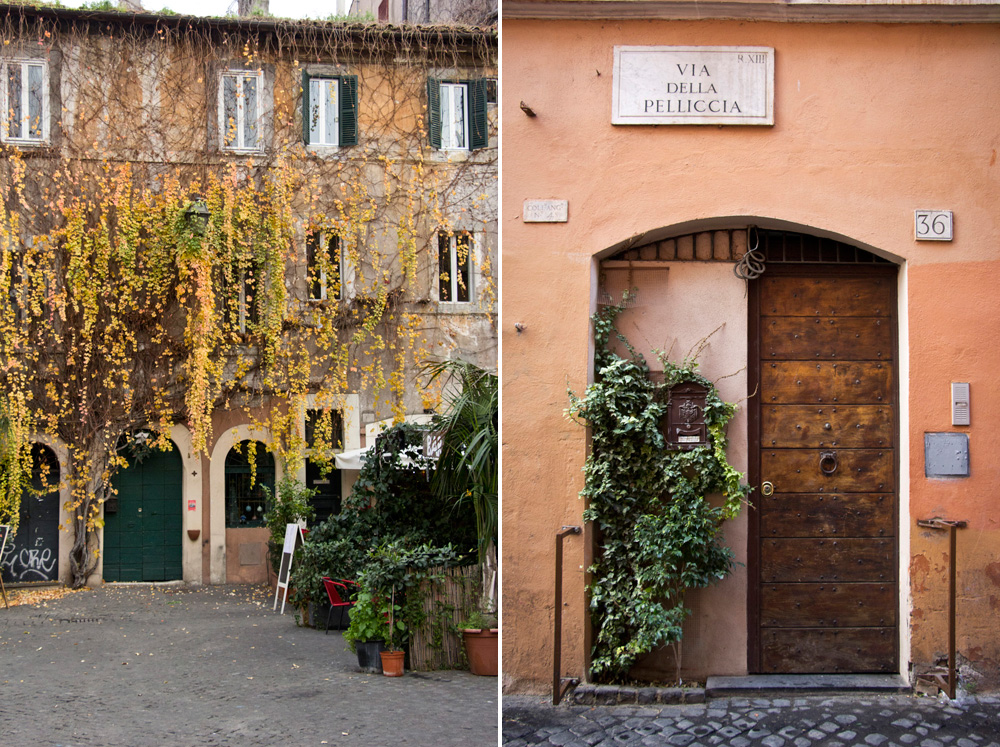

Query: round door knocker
[[761, 481, 774, 497], [819, 450, 838, 475]]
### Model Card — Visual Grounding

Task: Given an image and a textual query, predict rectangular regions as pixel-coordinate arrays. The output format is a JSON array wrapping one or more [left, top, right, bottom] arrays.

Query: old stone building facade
[[0, 4, 496, 588]]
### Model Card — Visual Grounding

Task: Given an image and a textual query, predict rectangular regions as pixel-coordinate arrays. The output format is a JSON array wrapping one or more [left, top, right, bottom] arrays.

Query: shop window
[[2, 59, 47, 144], [426, 78, 488, 151], [219, 70, 263, 152], [302, 73, 357, 147], [224, 440, 275, 528], [438, 230, 472, 303]]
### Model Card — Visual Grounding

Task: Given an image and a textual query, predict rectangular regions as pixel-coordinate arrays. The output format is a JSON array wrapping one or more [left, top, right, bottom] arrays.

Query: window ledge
[[436, 301, 479, 314], [305, 143, 347, 156], [4, 138, 49, 147], [221, 147, 266, 156]]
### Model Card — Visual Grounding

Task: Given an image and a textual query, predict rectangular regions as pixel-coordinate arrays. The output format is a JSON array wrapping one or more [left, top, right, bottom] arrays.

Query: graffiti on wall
[[0, 531, 57, 582]]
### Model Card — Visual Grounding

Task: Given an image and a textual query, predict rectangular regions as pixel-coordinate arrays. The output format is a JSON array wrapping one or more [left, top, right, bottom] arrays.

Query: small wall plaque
[[523, 199, 568, 223], [915, 210, 953, 241]]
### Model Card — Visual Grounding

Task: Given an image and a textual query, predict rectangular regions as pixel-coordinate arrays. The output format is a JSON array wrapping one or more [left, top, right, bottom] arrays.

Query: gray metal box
[[925, 432, 969, 478]]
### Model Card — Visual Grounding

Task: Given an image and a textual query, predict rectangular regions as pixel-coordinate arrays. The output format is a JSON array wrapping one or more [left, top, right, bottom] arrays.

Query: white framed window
[[308, 78, 339, 147], [219, 70, 263, 152], [306, 231, 345, 301], [3, 59, 48, 144], [438, 230, 473, 303], [301, 73, 357, 148], [428, 78, 487, 152], [439, 82, 468, 151]]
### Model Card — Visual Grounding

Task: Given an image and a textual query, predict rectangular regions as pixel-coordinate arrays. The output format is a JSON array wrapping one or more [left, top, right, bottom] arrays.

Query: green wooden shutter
[[427, 78, 441, 150], [302, 70, 311, 144], [468, 79, 488, 150], [339, 75, 358, 146]]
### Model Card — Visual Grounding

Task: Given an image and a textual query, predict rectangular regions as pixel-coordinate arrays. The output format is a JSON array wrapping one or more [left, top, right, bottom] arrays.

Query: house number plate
[[915, 210, 953, 241]]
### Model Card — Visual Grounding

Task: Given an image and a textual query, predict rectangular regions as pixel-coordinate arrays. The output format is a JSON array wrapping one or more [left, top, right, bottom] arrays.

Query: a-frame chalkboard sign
[[272, 523, 308, 614], [0, 525, 10, 609]]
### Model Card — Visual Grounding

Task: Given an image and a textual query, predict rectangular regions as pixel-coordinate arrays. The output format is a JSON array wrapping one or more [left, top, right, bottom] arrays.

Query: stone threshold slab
[[705, 674, 909, 697]]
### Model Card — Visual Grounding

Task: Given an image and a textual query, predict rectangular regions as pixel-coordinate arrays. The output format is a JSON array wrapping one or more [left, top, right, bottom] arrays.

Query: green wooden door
[[105, 443, 183, 582]]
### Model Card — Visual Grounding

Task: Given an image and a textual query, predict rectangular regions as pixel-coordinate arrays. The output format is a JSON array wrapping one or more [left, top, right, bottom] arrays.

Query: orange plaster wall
[[907, 261, 1000, 685], [501, 18, 1000, 692]]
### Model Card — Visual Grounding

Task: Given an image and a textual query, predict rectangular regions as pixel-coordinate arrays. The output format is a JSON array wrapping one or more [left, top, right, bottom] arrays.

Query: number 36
[[915, 210, 953, 241]]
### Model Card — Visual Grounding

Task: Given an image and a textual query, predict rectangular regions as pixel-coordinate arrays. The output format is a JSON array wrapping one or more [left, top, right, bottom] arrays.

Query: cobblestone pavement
[[0, 584, 498, 746], [503, 693, 1000, 747]]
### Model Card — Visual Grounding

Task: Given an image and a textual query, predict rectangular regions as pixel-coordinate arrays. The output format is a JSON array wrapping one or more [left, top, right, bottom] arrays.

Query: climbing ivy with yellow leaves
[[0, 7, 497, 586]]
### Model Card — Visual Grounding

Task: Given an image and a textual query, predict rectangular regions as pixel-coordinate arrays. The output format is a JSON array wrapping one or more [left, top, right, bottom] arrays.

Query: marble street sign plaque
[[613, 46, 774, 126]]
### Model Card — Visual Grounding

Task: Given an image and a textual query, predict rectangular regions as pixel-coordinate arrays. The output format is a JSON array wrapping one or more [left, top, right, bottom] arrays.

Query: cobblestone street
[[503, 693, 1000, 747], [0, 584, 498, 746]]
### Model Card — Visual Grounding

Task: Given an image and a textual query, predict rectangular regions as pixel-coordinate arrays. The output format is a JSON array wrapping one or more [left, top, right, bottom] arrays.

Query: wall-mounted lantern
[[185, 199, 210, 236]]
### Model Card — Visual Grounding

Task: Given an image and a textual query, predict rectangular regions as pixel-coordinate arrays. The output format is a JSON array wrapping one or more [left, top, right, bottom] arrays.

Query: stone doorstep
[[569, 674, 909, 705], [570, 683, 706, 706], [704, 674, 911, 697]]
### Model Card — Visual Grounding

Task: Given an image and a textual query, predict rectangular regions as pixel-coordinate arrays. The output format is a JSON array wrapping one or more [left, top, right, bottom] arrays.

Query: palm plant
[[425, 359, 498, 613]]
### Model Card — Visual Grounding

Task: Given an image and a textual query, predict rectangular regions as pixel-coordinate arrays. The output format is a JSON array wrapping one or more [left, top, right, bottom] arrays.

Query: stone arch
[[208, 424, 282, 584], [1, 442, 60, 584], [587, 219, 910, 680]]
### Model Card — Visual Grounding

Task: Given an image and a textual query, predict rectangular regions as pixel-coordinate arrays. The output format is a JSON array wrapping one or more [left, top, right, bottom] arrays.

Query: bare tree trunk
[[67, 438, 111, 588]]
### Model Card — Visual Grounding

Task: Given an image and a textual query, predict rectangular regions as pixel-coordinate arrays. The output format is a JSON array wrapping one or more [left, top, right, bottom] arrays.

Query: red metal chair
[[321, 577, 356, 634]]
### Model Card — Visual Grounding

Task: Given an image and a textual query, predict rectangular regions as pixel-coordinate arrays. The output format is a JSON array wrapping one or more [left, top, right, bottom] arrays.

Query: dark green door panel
[[105, 442, 183, 582]]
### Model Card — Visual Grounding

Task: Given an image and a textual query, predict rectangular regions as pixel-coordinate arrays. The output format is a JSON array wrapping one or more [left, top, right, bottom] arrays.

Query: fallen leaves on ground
[[4, 585, 83, 607]]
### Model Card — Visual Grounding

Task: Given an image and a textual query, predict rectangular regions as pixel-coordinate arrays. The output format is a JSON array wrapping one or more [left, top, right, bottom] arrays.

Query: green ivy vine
[[567, 299, 752, 682]]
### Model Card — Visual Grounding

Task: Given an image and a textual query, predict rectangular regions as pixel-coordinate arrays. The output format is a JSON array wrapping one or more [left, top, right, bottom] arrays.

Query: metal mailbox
[[664, 381, 709, 450]]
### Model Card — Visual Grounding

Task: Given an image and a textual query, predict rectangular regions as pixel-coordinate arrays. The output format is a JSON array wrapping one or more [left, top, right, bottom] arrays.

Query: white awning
[[333, 442, 440, 471], [334, 447, 371, 471]]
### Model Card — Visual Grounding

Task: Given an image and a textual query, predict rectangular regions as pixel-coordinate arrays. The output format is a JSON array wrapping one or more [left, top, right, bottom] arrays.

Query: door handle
[[820, 450, 838, 475]]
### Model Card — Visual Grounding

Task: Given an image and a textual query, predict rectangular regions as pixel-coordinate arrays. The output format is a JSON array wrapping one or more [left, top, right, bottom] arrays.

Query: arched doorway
[[0, 444, 60, 584], [104, 438, 183, 582], [599, 225, 900, 677]]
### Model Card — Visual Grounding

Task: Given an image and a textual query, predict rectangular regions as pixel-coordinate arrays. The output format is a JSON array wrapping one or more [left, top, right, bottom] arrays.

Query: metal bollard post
[[553, 525, 582, 705]]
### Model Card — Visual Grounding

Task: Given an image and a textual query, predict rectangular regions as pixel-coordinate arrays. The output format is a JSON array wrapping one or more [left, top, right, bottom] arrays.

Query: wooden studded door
[[750, 264, 898, 674]]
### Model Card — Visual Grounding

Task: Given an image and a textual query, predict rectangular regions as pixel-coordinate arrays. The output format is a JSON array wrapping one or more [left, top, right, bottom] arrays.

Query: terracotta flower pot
[[462, 628, 498, 676], [380, 649, 405, 677]]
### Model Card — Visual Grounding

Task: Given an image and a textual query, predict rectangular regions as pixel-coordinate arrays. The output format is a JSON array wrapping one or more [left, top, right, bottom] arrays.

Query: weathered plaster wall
[[611, 263, 750, 680], [502, 19, 1000, 691], [908, 261, 1000, 687]]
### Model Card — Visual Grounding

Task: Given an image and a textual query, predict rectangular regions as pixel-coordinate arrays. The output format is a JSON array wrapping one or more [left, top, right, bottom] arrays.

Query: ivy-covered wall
[[0, 6, 496, 588]]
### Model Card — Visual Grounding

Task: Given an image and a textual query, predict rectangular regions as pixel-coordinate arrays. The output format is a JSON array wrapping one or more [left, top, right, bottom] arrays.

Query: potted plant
[[379, 586, 406, 677], [349, 541, 460, 677], [425, 360, 500, 668], [343, 588, 386, 673], [457, 610, 499, 676]]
